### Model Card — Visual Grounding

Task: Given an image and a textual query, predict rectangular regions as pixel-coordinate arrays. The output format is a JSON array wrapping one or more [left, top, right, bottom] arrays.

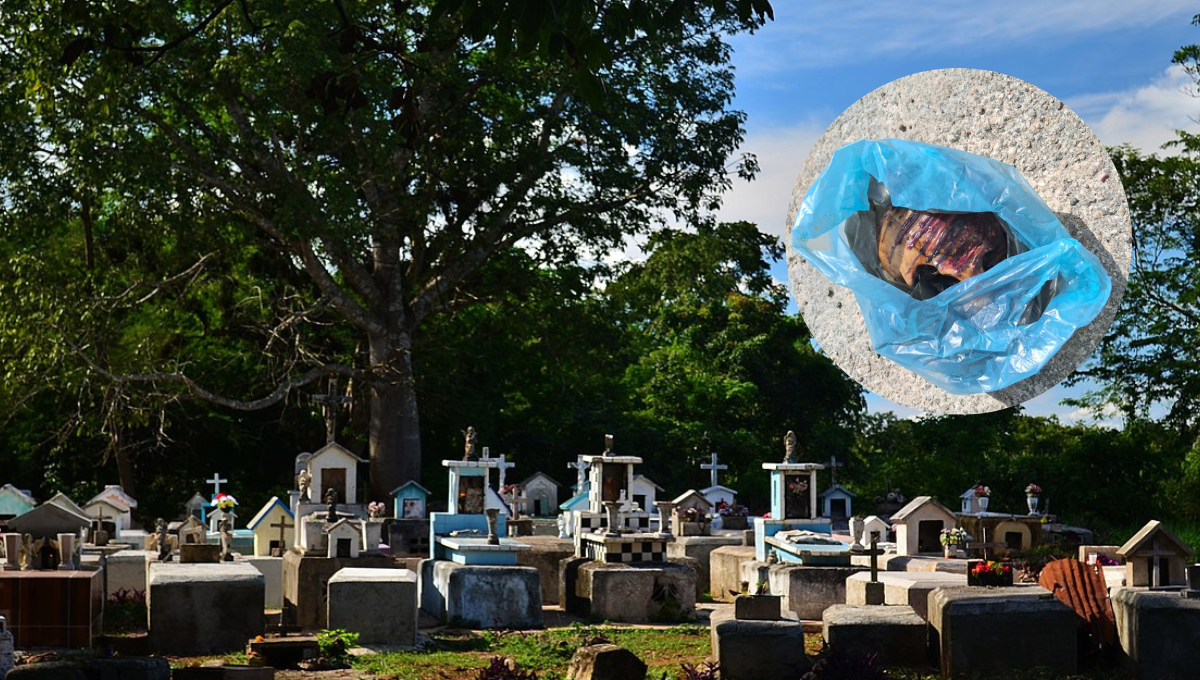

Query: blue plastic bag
[[792, 138, 1111, 394]]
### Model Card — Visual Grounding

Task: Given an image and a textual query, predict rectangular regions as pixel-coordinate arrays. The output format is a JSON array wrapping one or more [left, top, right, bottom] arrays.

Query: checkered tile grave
[[580, 534, 667, 563], [574, 511, 658, 558]]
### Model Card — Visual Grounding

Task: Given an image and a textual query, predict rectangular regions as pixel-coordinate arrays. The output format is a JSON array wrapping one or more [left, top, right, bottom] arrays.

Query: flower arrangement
[[940, 527, 968, 547], [969, 560, 1014, 586], [367, 501, 386, 519], [1025, 483, 1042, 496], [716, 501, 749, 517], [971, 561, 1012, 576], [973, 484, 990, 498], [212, 493, 238, 511], [681, 507, 707, 523]]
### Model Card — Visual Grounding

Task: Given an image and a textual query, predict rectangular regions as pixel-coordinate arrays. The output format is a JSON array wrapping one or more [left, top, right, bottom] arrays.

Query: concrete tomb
[[147, 562, 264, 655], [327, 567, 417, 646], [822, 604, 928, 668]]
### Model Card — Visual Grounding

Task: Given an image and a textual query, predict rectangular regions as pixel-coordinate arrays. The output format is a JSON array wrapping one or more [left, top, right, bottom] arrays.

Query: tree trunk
[[368, 330, 422, 501]]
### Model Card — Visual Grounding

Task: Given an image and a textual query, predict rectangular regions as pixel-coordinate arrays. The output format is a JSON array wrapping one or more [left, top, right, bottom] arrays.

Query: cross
[[313, 378, 353, 444], [825, 455, 845, 486], [496, 453, 516, 490], [700, 450, 727, 488], [865, 537, 886, 582], [1135, 538, 1179, 588], [270, 514, 294, 554], [206, 473, 228, 498], [568, 456, 589, 491]]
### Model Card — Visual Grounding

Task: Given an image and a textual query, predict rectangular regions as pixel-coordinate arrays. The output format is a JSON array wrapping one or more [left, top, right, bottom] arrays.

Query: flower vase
[[1027, 495, 1039, 515], [978, 496, 989, 512]]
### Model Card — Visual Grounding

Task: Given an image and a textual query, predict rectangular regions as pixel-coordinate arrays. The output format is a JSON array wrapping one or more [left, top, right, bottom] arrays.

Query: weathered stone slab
[[281, 549, 395, 629], [710, 546, 757, 602], [566, 644, 646, 680], [786, 68, 1131, 413], [147, 562, 264, 655], [419, 559, 542, 629], [102, 549, 153, 595], [846, 571, 967, 620], [822, 604, 928, 667], [743, 562, 867, 620], [514, 536, 574, 605], [710, 607, 810, 680], [666, 535, 742, 599], [929, 586, 1076, 676], [734, 594, 781, 621], [1112, 586, 1200, 680], [566, 561, 696, 622], [327, 568, 417, 646]]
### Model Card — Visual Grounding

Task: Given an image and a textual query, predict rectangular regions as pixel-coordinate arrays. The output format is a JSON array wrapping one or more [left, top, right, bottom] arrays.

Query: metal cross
[[313, 378, 354, 443], [206, 473, 228, 497], [825, 455, 845, 485], [270, 514, 294, 553], [865, 537, 886, 582], [700, 450, 728, 488]]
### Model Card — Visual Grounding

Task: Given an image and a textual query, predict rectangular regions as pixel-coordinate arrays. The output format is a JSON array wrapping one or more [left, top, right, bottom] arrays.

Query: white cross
[[496, 454, 516, 490], [568, 456, 589, 490], [206, 473, 228, 497], [700, 451, 727, 488]]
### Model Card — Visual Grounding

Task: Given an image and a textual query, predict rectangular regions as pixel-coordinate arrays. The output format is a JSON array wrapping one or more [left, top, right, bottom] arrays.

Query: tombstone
[[889, 496, 958, 556], [861, 515, 890, 544], [519, 473, 561, 517], [391, 480, 431, 520], [0, 485, 36, 520], [179, 516, 207, 545], [184, 493, 207, 523], [248, 496, 295, 557], [1116, 520, 1194, 588], [84, 484, 138, 533], [671, 490, 712, 537], [820, 484, 856, 520]]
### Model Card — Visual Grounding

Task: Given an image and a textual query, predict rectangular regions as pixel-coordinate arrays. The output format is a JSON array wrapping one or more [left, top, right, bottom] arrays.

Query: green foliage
[[316, 628, 360, 663], [472, 656, 539, 680]]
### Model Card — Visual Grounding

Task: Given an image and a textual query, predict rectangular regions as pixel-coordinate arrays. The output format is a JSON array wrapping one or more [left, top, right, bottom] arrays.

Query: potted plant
[[968, 560, 1014, 587], [1025, 483, 1041, 515], [973, 484, 991, 512], [940, 527, 967, 558]]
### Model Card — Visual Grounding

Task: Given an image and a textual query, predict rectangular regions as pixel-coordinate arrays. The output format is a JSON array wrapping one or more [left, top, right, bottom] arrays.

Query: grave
[[559, 435, 693, 621], [861, 515, 891, 544], [418, 427, 542, 628], [957, 513, 1043, 557], [292, 442, 369, 521], [845, 570, 970, 620], [247, 497, 295, 557], [1112, 580, 1200, 680], [83, 485, 138, 537], [928, 586, 1076, 677], [822, 604, 928, 668], [103, 549, 155, 595], [889, 496, 957, 556], [671, 490, 712, 537], [326, 567, 417, 646], [0, 487, 35, 521], [283, 462, 393, 629], [754, 431, 839, 564], [0, 569, 102, 648], [243, 555, 285, 609], [666, 534, 741, 600], [512, 535, 574, 605], [388, 480, 432, 557], [1116, 520, 1193, 588], [709, 607, 809, 680], [519, 472, 561, 518], [709, 545, 757, 602], [739, 559, 864, 620], [147, 562, 264, 655]]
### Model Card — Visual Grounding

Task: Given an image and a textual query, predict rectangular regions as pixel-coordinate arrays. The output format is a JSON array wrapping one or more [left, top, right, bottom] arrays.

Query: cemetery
[[2, 2, 1200, 680], [3, 419, 1200, 680]]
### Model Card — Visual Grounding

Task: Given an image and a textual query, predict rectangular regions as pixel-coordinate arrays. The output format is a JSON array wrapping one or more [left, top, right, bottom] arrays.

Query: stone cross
[[271, 515, 294, 553], [206, 473, 228, 498], [700, 451, 727, 488], [497, 454, 516, 490], [314, 379, 353, 444], [568, 456, 589, 490], [825, 455, 845, 485], [865, 537, 885, 582]]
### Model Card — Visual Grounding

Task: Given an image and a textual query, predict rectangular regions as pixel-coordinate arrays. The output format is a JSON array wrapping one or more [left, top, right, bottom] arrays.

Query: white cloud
[[1069, 64, 1200, 153], [732, 0, 1197, 73], [715, 122, 827, 242]]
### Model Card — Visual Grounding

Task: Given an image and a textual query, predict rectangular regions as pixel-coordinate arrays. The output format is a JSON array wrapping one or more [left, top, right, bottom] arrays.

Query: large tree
[[0, 1, 768, 497]]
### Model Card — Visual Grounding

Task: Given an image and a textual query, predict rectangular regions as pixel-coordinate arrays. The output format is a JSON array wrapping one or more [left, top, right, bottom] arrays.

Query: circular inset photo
[[786, 68, 1131, 414]]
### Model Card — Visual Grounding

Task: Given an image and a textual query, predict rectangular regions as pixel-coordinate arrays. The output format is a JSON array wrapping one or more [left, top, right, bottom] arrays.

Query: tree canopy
[[0, 0, 769, 497]]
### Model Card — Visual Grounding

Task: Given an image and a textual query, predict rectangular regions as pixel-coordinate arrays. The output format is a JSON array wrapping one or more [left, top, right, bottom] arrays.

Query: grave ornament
[[155, 518, 172, 562], [463, 425, 479, 461], [784, 430, 799, 464], [219, 519, 234, 561], [297, 469, 312, 502], [325, 487, 340, 523]]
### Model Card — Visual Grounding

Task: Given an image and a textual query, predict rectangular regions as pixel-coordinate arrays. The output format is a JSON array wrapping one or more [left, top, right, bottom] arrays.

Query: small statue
[[297, 469, 312, 501], [324, 487, 339, 522], [156, 518, 172, 562], [18, 534, 32, 570], [603, 434, 614, 456], [463, 426, 478, 461], [219, 519, 234, 561], [784, 430, 799, 464]]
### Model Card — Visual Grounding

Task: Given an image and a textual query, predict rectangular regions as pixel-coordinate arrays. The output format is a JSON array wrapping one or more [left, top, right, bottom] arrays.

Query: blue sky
[[715, 0, 1200, 425]]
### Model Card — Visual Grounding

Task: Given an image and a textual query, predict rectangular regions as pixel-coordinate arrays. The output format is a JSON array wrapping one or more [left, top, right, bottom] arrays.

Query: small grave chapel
[[890, 496, 958, 556], [1117, 519, 1195, 588], [293, 442, 369, 517]]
